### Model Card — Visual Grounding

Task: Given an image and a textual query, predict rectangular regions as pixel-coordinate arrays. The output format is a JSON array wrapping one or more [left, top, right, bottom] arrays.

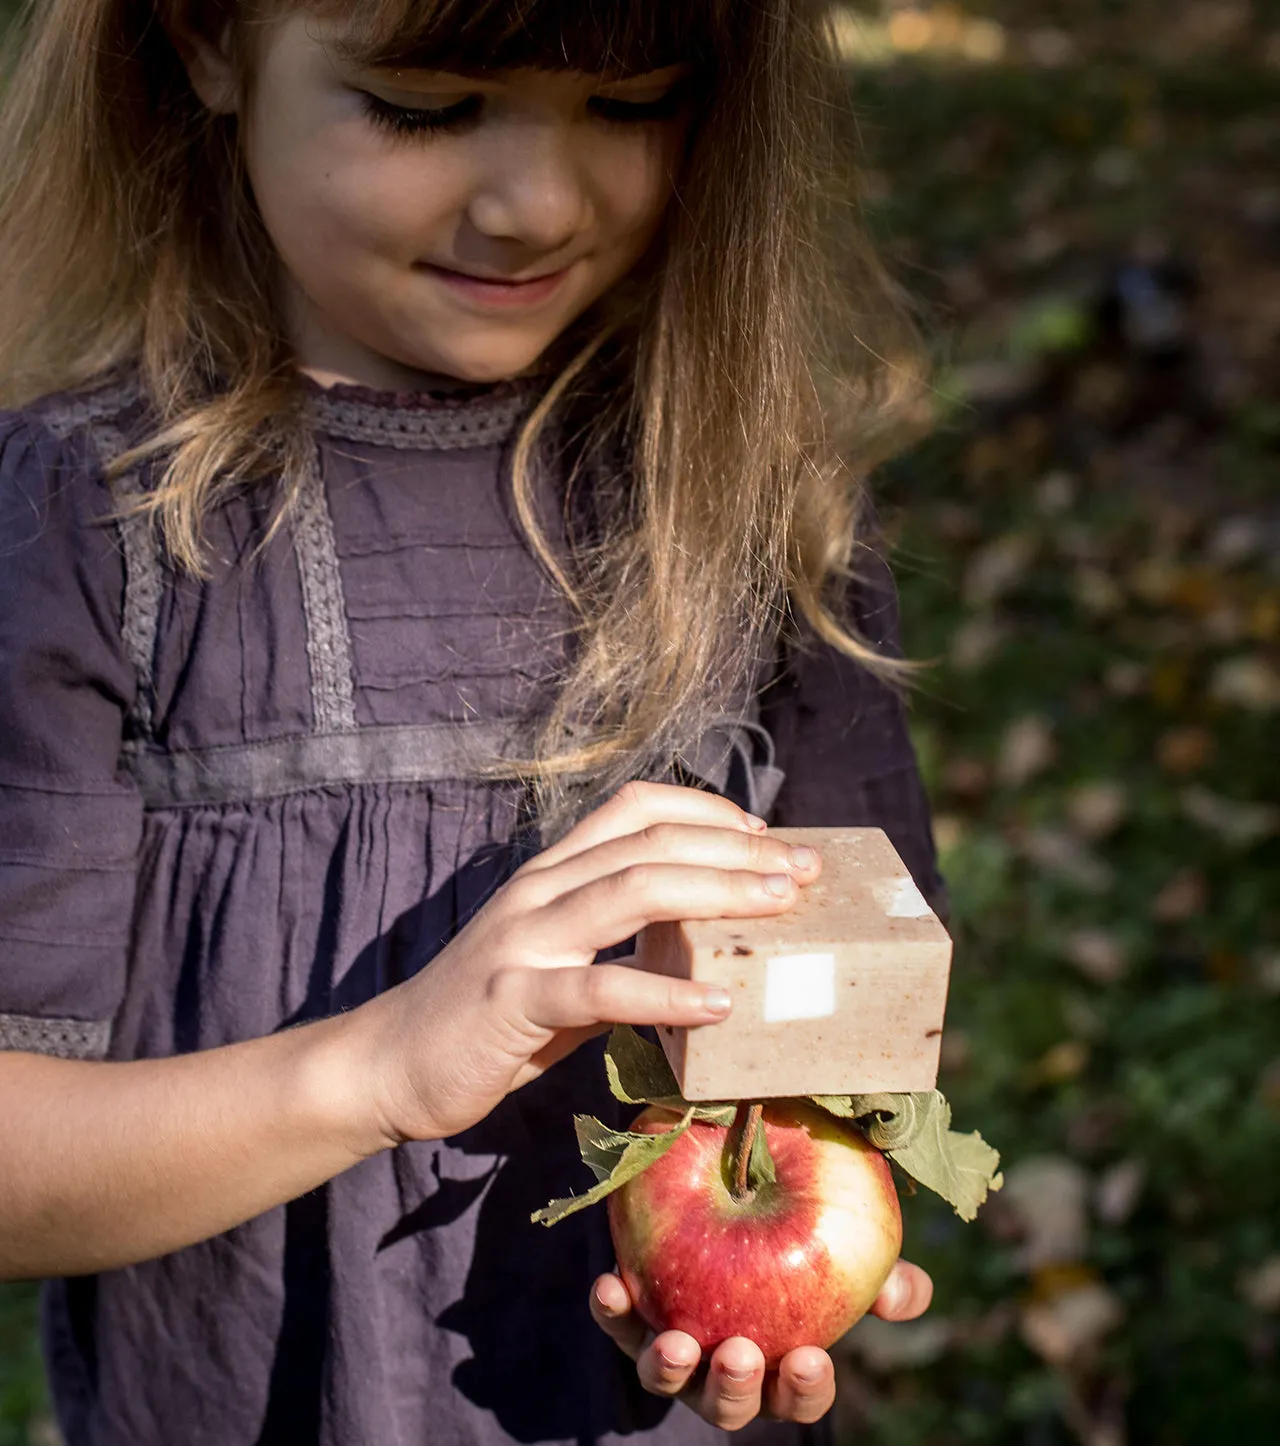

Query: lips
[[420, 261, 574, 310]]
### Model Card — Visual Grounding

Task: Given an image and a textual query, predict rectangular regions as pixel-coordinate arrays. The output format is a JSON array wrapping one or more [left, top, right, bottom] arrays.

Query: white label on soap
[[763, 953, 837, 1023], [880, 876, 931, 919]]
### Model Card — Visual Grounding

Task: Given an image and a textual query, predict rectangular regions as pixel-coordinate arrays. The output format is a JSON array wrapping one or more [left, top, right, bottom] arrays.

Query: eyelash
[[358, 91, 481, 136], [357, 86, 686, 139]]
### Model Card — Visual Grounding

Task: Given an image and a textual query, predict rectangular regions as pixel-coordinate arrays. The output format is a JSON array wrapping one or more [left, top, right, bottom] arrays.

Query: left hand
[[589, 1259, 934, 1430]]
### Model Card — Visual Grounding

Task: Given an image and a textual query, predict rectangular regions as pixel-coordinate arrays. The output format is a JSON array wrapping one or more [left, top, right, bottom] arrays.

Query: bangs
[[305, 0, 731, 76]]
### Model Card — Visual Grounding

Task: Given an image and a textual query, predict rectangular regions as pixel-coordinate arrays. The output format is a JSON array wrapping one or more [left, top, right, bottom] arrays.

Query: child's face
[[201, 14, 693, 389]]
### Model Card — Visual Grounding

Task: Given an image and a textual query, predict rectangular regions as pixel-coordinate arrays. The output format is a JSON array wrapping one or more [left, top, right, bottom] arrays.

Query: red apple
[[607, 1100, 903, 1366]]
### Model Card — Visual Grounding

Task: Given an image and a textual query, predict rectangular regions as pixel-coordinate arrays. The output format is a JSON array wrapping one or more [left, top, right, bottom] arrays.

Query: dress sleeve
[[0, 412, 143, 1058], [761, 537, 948, 921]]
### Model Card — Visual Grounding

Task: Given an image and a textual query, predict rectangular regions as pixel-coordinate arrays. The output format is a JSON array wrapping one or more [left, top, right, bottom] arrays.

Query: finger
[[533, 862, 802, 957], [589, 1274, 651, 1361], [511, 1022, 611, 1087], [870, 1260, 934, 1322], [507, 963, 733, 1037], [700, 1337, 766, 1431], [520, 822, 821, 907], [527, 782, 766, 873], [635, 1331, 704, 1398], [766, 1347, 836, 1424]]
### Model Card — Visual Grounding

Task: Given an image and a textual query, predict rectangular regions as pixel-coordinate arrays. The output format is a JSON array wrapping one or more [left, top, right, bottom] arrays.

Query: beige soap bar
[[636, 827, 952, 1101]]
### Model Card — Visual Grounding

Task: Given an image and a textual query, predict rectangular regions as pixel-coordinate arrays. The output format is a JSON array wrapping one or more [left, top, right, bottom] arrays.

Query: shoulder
[[0, 369, 148, 544], [4, 365, 148, 464]]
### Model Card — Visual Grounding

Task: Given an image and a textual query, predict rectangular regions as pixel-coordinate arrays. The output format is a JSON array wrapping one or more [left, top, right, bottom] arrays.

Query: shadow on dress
[[254, 836, 672, 1443]]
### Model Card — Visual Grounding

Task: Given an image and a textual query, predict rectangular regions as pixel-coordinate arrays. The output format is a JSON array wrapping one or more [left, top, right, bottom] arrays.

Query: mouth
[[419, 261, 576, 310]]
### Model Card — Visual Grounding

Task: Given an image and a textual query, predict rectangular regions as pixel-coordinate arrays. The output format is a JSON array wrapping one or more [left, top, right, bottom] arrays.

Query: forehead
[[261, 0, 728, 75]]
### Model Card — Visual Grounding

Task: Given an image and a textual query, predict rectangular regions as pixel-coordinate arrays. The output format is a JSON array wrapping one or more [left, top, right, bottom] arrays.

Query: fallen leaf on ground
[[1181, 785, 1280, 847], [1238, 1257, 1280, 1312], [950, 616, 1009, 671], [1001, 1156, 1090, 1270], [1032, 1039, 1091, 1084], [1094, 1159, 1146, 1226], [1018, 826, 1114, 891], [964, 532, 1040, 607], [1067, 782, 1130, 838], [1104, 660, 1149, 697], [1061, 929, 1129, 984], [1020, 1282, 1124, 1365], [1074, 566, 1125, 615], [844, 1315, 956, 1372], [1151, 867, 1209, 922], [1253, 950, 1280, 995], [942, 756, 991, 798], [1211, 655, 1280, 710], [1156, 724, 1216, 774], [998, 715, 1058, 787]]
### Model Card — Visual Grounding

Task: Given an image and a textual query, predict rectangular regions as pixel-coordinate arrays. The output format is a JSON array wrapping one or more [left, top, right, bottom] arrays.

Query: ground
[[1, 3, 1278, 1444]]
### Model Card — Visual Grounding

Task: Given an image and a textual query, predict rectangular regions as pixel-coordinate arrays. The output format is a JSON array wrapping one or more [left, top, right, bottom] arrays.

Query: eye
[[357, 90, 482, 137], [588, 81, 690, 126]]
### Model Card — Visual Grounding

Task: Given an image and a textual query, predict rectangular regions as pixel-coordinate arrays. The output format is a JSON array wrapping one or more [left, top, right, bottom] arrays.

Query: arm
[[1, 782, 820, 1279], [0, 1016, 380, 1278]]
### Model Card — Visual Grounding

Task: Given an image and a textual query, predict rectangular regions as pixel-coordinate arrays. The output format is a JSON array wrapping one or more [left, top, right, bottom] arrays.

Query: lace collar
[[300, 373, 537, 452]]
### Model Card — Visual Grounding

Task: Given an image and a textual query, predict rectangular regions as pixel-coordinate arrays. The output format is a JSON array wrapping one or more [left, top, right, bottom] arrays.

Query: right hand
[[359, 782, 822, 1145]]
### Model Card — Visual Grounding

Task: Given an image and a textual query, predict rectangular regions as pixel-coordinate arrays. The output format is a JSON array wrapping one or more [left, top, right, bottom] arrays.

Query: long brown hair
[[0, 0, 926, 827]]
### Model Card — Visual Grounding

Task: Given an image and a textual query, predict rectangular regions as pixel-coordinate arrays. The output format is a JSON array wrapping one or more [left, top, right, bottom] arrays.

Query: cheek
[[245, 99, 460, 274], [587, 128, 684, 253]]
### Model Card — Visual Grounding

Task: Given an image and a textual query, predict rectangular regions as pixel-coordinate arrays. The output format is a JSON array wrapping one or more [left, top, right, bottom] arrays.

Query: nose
[[467, 122, 592, 252]]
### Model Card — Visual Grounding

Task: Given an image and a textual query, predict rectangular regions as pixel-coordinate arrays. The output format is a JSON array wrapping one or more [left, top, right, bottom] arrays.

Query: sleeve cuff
[[0, 1012, 112, 1059]]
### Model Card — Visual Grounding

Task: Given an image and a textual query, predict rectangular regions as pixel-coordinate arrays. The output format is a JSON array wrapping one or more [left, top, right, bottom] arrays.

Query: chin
[[402, 329, 557, 387]]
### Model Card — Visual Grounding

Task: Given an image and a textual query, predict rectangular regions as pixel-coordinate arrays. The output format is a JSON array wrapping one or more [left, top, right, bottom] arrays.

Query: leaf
[[811, 1091, 1002, 1222], [604, 1025, 685, 1108], [531, 1108, 695, 1227], [747, 1111, 777, 1189], [604, 1026, 737, 1126]]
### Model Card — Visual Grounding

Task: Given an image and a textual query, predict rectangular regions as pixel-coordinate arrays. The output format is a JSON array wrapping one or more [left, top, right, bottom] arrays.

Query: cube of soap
[[636, 828, 952, 1101]]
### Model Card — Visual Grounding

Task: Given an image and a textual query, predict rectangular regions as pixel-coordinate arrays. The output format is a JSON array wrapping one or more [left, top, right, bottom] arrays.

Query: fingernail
[[792, 1365, 822, 1385], [879, 1272, 906, 1315], [789, 846, 818, 871], [763, 873, 793, 898], [593, 1285, 619, 1316], [743, 813, 768, 831], [722, 1365, 755, 1383], [703, 987, 733, 1016], [657, 1348, 684, 1371]]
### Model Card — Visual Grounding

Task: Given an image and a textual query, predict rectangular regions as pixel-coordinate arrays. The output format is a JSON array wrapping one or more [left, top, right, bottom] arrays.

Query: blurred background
[[1, 2, 1278, 1444]]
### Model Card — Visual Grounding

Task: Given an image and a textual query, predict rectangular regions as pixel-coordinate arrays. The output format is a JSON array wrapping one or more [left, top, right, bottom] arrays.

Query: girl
[[0, 2, 942, 1443]]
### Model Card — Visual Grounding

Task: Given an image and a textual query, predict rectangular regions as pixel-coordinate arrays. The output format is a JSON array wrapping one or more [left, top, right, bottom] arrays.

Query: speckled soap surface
[[637, 828, 953, 1101]]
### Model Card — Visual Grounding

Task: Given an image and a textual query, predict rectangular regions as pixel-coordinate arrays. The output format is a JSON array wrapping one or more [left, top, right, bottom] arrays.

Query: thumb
[[870, 1260, 934, 1322]]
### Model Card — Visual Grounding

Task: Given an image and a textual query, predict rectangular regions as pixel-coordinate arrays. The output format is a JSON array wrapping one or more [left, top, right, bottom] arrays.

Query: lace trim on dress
[[0, 1012, 112, 1060], [33, 372, 161, 737], [294, 442, 359, 733], [301, 375, 534, 452]]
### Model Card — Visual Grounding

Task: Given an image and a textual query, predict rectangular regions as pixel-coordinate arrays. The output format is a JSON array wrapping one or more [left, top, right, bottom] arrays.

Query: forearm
[[0, 1006, 391, 1279]]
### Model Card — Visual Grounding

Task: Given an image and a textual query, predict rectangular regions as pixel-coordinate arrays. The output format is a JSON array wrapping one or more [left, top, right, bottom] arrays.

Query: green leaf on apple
[[605, 1026, 737, 1125], [531, 1107, 696, 1226], [810, 1092, 1002, 1222], [534, 1029, 1000, 1228], [745, 1105, 778, 1188]]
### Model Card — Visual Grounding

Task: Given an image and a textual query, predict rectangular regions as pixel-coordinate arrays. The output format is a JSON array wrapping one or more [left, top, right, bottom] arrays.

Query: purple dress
[[0, 371, 943, 1446]]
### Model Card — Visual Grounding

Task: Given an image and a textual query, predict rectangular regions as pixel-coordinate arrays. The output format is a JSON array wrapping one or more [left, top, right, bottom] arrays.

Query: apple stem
[[730, 1102, 765, 1202]]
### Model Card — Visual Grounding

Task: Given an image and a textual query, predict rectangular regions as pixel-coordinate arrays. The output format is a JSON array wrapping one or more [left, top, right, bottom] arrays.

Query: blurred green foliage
[[835, 4, 1280, 1443], [1, 3, 1279, 1445]]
